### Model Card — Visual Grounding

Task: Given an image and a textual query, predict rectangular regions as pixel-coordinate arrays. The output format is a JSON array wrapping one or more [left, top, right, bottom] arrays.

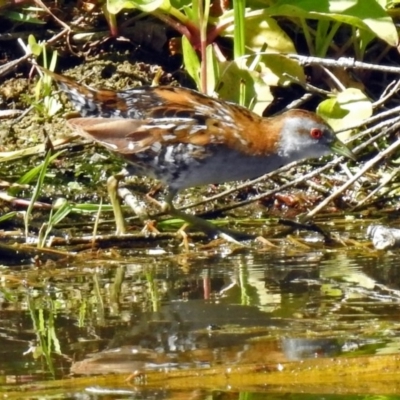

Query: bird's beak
[[330, 138, 356, 161]]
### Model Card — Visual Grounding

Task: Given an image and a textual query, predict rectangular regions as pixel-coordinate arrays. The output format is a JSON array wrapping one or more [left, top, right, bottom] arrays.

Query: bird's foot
[[145, 183, 164, 208], [140, 219, 160, 235], [169, 206, 255, 245], [108, 174, 254, 244]]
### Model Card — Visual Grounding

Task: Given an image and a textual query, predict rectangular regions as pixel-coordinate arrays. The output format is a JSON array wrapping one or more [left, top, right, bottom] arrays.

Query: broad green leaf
[[223, 13, 296, 54], [107, 0, 169, 14], [257, 54, 305, 87], [218, 61, 273, 115], [317, 88, 373, 139], [267, 0, 398, 46]]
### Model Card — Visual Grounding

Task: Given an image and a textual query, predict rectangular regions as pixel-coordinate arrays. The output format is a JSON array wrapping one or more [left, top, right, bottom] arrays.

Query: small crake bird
[[39, 67, 354, 239]]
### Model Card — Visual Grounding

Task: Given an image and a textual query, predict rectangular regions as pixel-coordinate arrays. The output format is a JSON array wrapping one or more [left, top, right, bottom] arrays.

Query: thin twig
[[289, 54, 400, 75], [305, 122, 400, 219], [353, 166, 400, 209], [373, 79, 400, 109], [34, 0, 71, 31]]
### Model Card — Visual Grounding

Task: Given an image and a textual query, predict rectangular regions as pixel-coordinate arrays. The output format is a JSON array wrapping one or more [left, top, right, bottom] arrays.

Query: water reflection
[[1, 245, 400, 397]]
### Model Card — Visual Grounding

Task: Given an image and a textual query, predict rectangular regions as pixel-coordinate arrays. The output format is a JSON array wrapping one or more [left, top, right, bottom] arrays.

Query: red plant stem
[[153, 11, 196, 44]]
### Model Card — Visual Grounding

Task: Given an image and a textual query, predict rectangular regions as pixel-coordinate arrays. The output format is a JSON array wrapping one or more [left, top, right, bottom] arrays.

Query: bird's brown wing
[[68, 113, 236, 155], [41, 67, 266, 154]]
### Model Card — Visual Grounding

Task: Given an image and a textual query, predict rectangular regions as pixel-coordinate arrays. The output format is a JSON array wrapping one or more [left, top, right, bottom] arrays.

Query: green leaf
[[218, 60, 273, 114], [182, 35, 201, 89], [3, 11, 46, 24], [317, 88, 373, 139], [39, 200, 73, 247], [182, 4, 194, 21], [0, 212, 17, 223], [257, 53, 306, 87], [170, 0, 191, 7], [48, 200, 73, 227], [233, 0, 246, 59], [223, 13, 297, 54], [356, 28, 376, 59], [205, 45, 219, 95], [28, 35, 42, 57], [106, 0, 169, 13], [25, 150, 54, 239], [221, 11, 302, 106], [17, 151, 64, 185], [49, 50, 58, 73], [266, 0, 398, 46]]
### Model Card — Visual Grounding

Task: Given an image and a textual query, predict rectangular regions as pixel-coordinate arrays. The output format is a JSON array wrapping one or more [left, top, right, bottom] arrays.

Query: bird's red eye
[[310, 128, 323, 139]]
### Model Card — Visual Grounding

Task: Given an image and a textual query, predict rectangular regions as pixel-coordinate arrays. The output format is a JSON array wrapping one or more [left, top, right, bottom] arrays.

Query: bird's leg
[[165, 191, 255, 244], [145, 183, 164, 208], [107, 169, 151, 235], [108, 179, 254, 243]]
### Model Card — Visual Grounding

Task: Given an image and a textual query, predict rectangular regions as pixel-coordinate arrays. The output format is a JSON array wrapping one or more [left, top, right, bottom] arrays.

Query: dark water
[[1, 223, 400, 399]]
